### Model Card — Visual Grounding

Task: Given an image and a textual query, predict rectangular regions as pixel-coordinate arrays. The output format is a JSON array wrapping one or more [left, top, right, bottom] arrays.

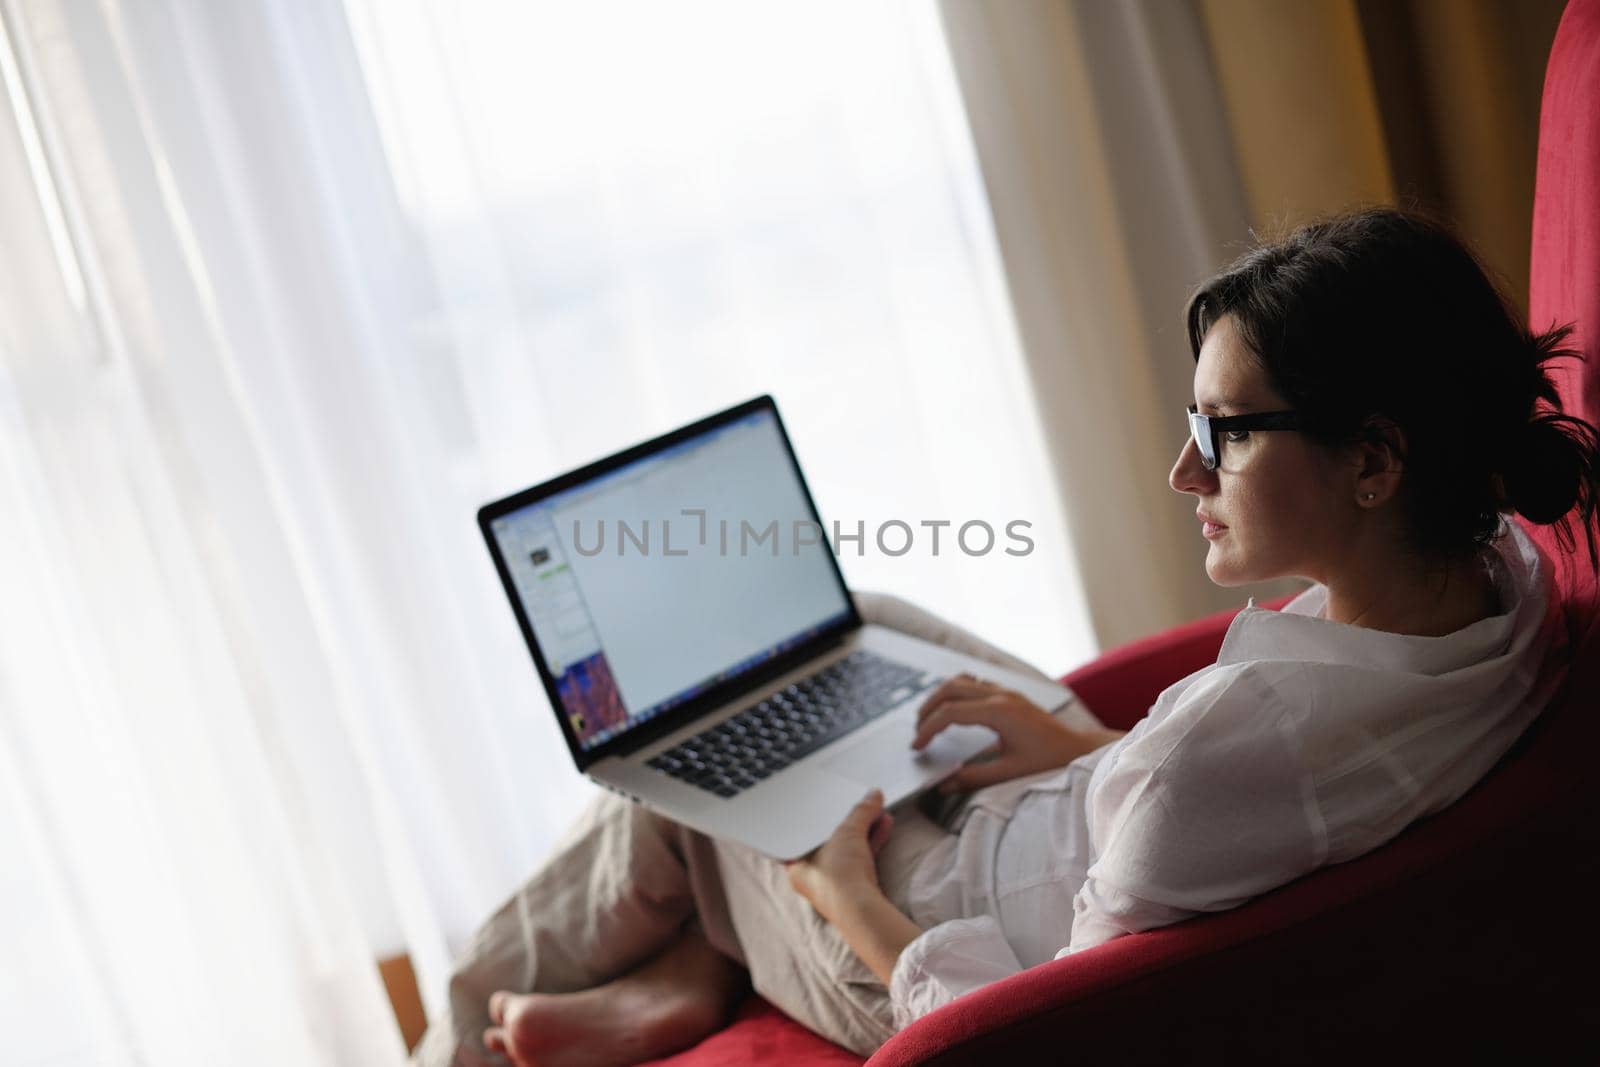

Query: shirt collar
[[1214, 522, 1549, 677]]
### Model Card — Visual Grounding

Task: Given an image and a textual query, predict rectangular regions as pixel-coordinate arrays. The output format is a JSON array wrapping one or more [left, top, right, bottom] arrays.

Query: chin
[[1204, 547, 1256, 587], [1205, 565, 1252, 587], [1206, 541, 1298, 588]]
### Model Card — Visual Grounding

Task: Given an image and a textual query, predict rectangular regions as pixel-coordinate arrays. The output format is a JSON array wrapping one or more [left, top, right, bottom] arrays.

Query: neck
[[1323, 546, 1499, 637]]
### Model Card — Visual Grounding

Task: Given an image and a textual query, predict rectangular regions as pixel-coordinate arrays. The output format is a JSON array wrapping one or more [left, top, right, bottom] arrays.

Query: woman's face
[[1169, 315, 1357, 587]]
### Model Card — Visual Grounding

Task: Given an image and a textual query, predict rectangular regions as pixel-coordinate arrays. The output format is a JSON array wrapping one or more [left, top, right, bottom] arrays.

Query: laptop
[[478, 395, 1073, 859]]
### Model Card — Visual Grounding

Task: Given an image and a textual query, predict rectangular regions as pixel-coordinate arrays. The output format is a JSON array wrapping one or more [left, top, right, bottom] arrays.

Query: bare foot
[[482, 931, 746, 1067]]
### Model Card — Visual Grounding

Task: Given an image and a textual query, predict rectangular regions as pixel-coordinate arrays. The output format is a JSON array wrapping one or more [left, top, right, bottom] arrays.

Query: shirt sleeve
[[888, 914, 1026, 1030], [1066, 663, 1327, 954]]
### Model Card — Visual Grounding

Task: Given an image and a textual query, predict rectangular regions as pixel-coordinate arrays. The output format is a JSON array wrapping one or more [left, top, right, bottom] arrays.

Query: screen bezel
[[477, 394, 862, 771]]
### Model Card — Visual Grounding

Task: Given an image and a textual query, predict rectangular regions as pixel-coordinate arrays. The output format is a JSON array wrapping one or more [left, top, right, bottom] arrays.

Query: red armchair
[[650, 1, 1600, 1061]]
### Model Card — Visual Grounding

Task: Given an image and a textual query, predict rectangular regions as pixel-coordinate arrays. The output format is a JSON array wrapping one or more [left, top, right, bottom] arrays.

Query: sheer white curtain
[[0, 1, 1090, 1063], [340, 0, 1092, 675]]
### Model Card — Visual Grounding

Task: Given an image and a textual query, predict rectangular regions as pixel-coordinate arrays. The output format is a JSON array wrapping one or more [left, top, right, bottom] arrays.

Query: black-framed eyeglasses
[[1186, 405, 1302, 471]]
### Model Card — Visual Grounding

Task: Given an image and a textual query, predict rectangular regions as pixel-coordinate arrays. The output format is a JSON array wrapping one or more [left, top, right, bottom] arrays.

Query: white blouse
[[887, 522, 1564, 1030]]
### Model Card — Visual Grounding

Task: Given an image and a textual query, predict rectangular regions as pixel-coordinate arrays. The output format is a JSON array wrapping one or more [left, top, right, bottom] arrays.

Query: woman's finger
[[867, 811, 895, 854], [915, 677, 999, 723], [842, 788, 885, 832], [911, 697, 1009, 750]]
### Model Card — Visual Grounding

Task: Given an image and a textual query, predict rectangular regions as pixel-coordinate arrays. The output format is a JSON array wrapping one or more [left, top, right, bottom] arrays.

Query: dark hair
[[1186, 206, 1600, 571]]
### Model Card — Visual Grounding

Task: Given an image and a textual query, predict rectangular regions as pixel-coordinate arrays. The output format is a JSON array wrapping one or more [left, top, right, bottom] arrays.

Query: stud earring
[[1361, 492, 1377, 501]]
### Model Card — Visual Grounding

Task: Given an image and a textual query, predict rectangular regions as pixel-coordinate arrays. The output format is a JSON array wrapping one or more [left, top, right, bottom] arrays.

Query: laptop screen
[[486, 405, 852, 752]]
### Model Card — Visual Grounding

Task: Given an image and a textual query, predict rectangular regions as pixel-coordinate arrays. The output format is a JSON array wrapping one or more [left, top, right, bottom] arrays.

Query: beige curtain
[[938, 0, 1562, 650]]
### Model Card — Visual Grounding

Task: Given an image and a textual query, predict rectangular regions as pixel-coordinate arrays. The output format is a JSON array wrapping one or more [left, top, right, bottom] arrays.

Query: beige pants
[[412, 593, 1053, 1065]]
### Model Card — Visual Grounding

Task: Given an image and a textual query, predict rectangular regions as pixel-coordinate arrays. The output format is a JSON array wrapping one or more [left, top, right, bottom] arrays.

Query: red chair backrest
[[1528, 0, 1600, 646]]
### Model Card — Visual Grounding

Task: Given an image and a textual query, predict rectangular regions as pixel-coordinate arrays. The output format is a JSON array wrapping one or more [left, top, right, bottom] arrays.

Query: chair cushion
[[641, 996, 863, 1066]]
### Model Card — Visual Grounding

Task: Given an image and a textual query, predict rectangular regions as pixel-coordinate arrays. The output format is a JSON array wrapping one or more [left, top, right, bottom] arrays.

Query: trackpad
[[819, 721, 997, 796]]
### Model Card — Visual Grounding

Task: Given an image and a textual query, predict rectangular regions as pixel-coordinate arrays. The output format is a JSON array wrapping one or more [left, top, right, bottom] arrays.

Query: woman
[[415, 208, 1600, 1067]]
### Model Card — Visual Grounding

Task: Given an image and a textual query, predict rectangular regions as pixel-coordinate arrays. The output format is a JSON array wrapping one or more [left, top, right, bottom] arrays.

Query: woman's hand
[[785, 789, 895, 924], [913, 673, 1110, 792], [785, 789, 923, 985]]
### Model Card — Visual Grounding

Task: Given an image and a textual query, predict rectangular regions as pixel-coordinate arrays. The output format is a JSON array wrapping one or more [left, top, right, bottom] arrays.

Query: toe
[[484, 1026, 508, 1055], [489, 990, 509, 1025]]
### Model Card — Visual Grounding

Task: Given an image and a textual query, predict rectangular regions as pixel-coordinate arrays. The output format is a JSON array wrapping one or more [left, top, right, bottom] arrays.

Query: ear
[[1351, 417, 1406, 508]]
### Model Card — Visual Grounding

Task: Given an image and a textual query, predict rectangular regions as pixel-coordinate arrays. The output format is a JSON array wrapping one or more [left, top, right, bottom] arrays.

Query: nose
[[1169, 435, 1217, 496]]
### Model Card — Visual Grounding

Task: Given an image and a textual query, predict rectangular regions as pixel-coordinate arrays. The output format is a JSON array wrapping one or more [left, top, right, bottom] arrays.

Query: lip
[[1197, 511, 1228, 539]]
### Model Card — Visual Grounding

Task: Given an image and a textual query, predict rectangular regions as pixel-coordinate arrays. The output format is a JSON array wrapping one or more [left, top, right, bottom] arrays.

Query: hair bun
[[1505, 418, 1582, 524]]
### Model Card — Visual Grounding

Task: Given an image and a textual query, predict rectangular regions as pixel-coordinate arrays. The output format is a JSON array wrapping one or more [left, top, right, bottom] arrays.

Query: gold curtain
[[1199, 0, 1564, 310]]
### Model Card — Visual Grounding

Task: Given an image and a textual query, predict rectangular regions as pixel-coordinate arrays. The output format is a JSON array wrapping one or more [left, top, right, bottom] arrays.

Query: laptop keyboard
[[645, 650, 939, 798]]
